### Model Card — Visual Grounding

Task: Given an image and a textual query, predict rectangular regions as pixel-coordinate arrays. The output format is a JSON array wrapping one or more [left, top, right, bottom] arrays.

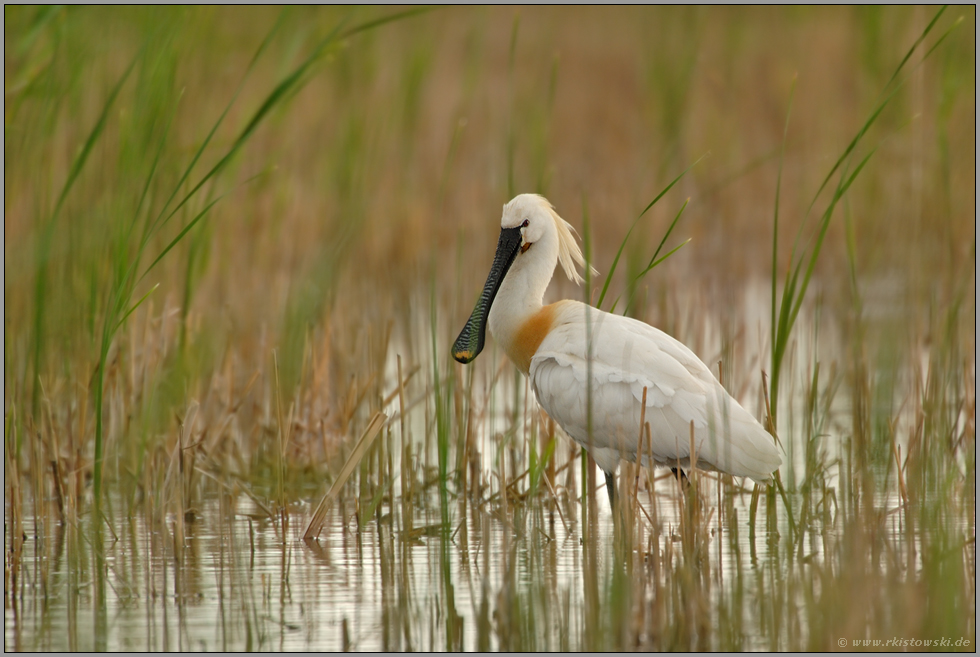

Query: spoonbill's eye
[[521, 219, 529, 228]]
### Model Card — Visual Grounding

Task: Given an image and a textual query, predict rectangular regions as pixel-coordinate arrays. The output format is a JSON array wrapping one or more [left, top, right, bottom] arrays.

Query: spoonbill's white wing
[[529, 302, 781, 481]]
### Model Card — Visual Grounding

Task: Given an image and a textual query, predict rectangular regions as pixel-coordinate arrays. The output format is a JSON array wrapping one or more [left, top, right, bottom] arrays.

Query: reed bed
[[4, 6, 975, 651]]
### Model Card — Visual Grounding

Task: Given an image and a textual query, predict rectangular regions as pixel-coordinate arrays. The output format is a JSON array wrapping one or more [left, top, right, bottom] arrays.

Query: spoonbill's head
[[452, 194, 591, 364]]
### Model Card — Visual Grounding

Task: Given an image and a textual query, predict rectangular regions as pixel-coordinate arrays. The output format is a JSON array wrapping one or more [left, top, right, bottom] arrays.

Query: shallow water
[[7, 473, 796, 652]]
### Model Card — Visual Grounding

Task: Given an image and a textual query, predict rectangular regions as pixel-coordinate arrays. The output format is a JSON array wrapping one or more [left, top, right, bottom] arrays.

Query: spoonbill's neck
[[487, 237, 560, 374]]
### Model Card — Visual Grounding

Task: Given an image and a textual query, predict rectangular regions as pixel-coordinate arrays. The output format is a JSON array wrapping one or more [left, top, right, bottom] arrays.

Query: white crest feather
[[539, 197, 598, 286]]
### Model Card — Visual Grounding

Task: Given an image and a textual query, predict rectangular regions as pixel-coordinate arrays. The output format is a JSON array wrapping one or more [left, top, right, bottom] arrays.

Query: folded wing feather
[[529, 302, 781, 481]]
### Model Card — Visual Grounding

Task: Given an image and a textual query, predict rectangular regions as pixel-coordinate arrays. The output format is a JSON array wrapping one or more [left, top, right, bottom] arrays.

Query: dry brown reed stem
[[632, 386, 649, 524], [5, 415, 22, 612], [273, 352, 290, 539], [891, 441, 908, 507], [384, 364, 419, 408], [540, 471, 569, 534], [304, 411, 388, 540], [171, 414, 186, 557], [689, 419, 697, 474]]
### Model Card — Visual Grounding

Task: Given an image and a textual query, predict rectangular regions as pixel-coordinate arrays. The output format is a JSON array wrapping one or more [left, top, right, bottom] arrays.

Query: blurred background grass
[[6, 5, 973, 402]]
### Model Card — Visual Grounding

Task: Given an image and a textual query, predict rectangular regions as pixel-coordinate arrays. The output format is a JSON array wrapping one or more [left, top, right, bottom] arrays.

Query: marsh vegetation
[[4, 6, 975, 651]]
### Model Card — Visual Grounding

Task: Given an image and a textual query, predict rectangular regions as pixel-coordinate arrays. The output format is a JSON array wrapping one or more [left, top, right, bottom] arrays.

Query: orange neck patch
[[507, 302, 562, 375]]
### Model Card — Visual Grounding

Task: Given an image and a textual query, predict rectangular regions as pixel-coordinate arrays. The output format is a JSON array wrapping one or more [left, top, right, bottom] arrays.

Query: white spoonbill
[[452, 194, 781, 505]]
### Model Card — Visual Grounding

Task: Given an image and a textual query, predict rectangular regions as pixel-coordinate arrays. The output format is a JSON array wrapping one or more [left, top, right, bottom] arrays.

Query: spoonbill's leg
[[604, 470, 616, 508], [671, 467, 690, 491]]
